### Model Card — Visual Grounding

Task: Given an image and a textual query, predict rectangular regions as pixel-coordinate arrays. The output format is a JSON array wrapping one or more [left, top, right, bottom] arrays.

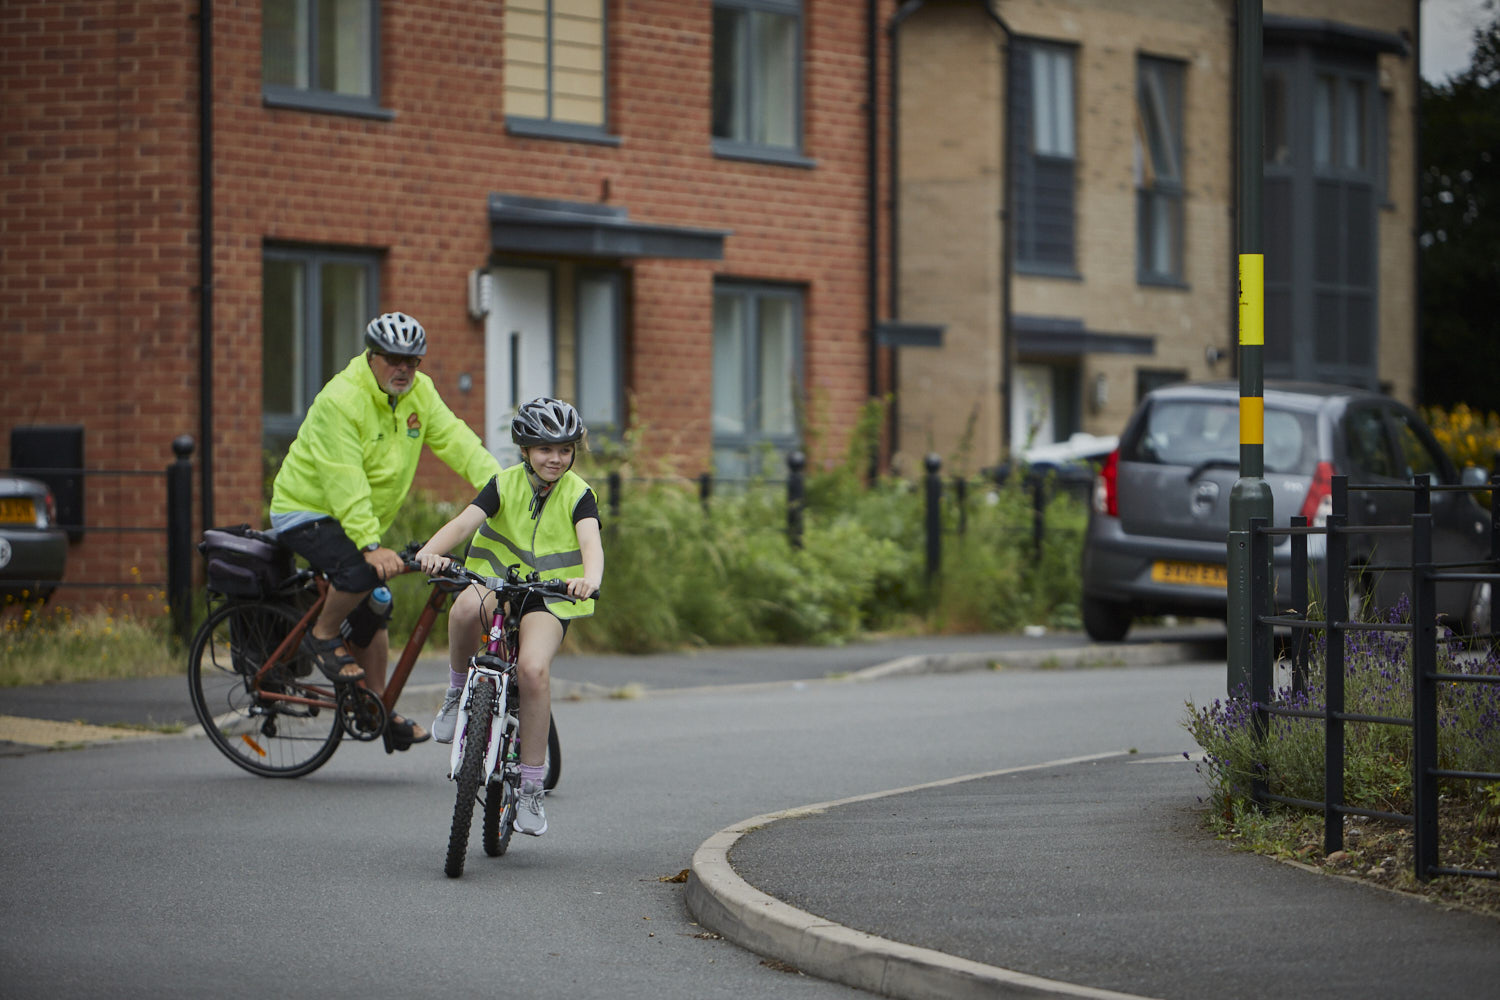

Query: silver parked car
[[1080, 381, 1494, 642], [0, 476, 68, 601]]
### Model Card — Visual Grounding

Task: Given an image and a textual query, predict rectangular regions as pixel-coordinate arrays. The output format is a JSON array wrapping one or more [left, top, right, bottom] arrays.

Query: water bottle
[[368, 585, 393, 620]]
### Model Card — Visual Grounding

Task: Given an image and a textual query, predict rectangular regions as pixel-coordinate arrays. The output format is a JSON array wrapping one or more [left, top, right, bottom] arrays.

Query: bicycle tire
[[445, 677, 494, 878], [482, 764, 517, 858], [544, 712, 561, 791], [188, 601, 341, 778]]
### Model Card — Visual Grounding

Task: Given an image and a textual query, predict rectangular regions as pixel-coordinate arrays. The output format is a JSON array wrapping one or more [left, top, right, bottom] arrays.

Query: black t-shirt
[[470, 476, 600, 525]]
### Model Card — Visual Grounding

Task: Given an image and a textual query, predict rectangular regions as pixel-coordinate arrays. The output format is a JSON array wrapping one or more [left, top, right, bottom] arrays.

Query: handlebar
[[398, 542, 599, 601]]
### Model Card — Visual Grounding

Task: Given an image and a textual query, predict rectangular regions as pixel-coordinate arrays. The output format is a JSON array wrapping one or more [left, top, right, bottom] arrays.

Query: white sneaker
[[515, 780, 547, 836], [432, 686, 463, 744]]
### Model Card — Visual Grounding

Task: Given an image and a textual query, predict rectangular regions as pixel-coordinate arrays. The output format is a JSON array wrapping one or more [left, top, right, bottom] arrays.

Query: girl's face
[[525, 442, 575, 482]]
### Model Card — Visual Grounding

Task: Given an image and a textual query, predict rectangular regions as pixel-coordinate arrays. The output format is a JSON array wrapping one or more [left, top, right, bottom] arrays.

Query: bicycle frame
[[446, 599, 518, 783]]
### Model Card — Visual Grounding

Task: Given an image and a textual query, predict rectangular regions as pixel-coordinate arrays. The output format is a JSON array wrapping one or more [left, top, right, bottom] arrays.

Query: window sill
[[1014, 263, 1082, 281], [262, 88, 395, 121], [711, 140, 816, 169], [1137, 274, 1190, 291], [506, 118, 623, 147]]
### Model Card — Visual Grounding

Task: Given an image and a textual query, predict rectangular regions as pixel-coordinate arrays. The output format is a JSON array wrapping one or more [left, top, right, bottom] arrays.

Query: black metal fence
[[1247, 473, 1500, 882], [596, 451, 1084, 581], [4, 435, 197, 641]]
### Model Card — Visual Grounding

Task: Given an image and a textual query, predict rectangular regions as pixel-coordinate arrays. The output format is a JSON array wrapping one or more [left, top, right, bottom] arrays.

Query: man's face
[[369, 350, 422, 396]]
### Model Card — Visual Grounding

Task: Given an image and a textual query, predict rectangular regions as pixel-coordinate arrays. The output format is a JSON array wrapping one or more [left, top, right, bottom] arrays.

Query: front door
[[485, 266, 553, 466]]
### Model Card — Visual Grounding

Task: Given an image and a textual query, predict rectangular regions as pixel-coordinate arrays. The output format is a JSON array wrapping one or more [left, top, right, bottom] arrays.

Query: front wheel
[[187, 601, 341, 778], [445, 678, 495, 878]]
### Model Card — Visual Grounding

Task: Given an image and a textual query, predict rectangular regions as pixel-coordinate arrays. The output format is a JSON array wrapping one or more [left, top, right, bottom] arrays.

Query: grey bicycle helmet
[[364, 311, 428, 357], [511, 397, 585, 447]]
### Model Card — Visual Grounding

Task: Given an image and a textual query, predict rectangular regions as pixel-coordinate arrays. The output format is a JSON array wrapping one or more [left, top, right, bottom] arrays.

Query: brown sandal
[[302, 633, 365, 683]]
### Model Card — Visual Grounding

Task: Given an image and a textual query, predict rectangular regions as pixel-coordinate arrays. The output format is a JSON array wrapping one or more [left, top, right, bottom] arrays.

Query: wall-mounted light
[[1090, 372, 1109, 413], [467, 269, 491, 321], [1206, 344, 1225, 366]]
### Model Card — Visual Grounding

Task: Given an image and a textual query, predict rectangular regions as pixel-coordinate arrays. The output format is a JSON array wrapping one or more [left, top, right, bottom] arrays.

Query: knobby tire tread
[[445, 678, 494, 878]]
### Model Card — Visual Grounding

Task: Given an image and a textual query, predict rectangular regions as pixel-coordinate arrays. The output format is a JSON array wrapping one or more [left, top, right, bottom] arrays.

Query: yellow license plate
[[1151, 560, 1227, 588], [0, 497, 36, 524]]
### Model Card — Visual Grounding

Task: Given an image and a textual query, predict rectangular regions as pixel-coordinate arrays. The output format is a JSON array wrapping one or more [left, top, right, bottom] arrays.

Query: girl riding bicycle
[[413, 397, 603, 837]]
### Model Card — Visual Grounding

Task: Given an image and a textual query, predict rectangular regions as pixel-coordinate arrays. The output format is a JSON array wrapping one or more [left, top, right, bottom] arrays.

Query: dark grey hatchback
[[1080, 381, 1494, 642]]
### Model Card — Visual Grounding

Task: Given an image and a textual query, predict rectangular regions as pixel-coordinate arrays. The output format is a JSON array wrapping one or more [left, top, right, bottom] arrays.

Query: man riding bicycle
[[269, 311, 502, 749]]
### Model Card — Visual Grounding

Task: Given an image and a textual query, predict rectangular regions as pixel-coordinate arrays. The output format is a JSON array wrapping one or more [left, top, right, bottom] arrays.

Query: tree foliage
[[1421, 1, 1500, 409]]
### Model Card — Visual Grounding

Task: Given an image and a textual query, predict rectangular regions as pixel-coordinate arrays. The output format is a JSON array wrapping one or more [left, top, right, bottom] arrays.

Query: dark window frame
[[574, 268, 626, 440], [1136, 55, 1187, 287], [711, 281, 805, 476], [261, 0, 393, 120], [1009, 38, 1079, 276], [711, 0, 812, 167], [261, 245, 381, 448]]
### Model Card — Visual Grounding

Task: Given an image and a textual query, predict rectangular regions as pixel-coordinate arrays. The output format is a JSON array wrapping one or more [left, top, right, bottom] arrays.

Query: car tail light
[[1093, 449, 1120, 517], [1300, 460, 1334, 526]]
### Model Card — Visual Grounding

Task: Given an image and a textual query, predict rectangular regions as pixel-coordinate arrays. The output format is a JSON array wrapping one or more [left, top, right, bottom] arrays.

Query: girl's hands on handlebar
[[563, 576, 601, 600]]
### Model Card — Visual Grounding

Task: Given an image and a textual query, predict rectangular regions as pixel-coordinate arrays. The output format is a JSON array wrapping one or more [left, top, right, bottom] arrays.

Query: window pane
[[320, 262, 367, 384], [263, 259, 305, 419], [757, 297, 795, 435], [751, 11, 796, 148], [576, 275, 619, 431], [1341, 80, 1365, 169], [1033, 48, 1074, 158], [712, 295, 746, 435], [1264, 71, 1289, 165], [319, 0, 373, 97], [1313, 75, 1335, 167], [262, 0, 309, 88], [711, 7, 745, 141]]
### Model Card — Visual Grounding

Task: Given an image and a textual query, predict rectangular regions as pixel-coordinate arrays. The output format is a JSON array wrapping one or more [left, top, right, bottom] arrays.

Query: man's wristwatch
[[363, 542, 380, 553]]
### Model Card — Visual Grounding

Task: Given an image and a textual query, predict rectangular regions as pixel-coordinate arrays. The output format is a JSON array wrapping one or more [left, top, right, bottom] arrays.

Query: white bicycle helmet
[[364, 312, 428, 357]]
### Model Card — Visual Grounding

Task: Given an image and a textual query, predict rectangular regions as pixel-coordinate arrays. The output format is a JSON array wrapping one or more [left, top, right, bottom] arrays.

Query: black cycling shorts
[[276, 518, 387, 646]]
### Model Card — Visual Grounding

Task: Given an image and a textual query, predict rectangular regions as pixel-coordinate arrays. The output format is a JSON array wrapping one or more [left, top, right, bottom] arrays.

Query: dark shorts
[[277, 518, 389, 646], [515, 589, 569, 638]]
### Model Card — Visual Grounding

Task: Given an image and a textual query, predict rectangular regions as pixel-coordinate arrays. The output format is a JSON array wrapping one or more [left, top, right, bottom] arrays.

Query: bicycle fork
[[447, 655, 519, 786]]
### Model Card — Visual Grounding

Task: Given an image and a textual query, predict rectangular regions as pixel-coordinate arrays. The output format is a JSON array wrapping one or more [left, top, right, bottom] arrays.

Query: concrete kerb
[[854, 638, 1224, 682], [684, 753, 1161, 1000]]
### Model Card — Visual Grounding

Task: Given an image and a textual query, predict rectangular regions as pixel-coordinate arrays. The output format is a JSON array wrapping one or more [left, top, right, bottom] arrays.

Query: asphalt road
[[0, 639, 1227, 1000]]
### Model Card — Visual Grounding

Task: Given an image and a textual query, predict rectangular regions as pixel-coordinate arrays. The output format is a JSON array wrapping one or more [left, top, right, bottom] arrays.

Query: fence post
[[165, 435, 195, 644], [699, 472, 712, 514], [952, 476, 967, 537], [786, 451, 806, 549], [1031, 475, 1046, 555], [1324, 475, 1349, 856], [1290, 514, 1309, 694], [924, 453, 942, 580], [1249, 516, 1271, 807], [1411, 475, 1439, 882], [607, 470, 621, 521]]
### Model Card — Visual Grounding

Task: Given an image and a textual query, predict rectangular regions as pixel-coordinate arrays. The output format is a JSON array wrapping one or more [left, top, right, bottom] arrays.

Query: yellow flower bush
[[1423, 404, 1500, 473]]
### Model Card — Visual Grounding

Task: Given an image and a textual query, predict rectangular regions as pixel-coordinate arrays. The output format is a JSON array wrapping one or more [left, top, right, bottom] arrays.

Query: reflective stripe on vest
[[464, 465, 594, 620]]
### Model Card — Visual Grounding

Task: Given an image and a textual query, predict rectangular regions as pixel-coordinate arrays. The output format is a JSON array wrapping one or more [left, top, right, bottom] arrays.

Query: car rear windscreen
[[1124, 400, 1317, 476]]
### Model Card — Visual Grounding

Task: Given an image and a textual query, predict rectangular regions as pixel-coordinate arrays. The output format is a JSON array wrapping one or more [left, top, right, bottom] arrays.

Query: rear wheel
[[445, 678, 494, 878], [482, 764, 517, 857], [187, 601, 341, 778], [1082, 595, 1131, 642]]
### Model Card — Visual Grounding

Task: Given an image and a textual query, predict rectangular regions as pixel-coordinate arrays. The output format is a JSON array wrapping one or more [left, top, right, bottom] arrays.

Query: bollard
[[924, 454, 942, 580], [165, 435, 195, 644], [786, 452, 806, 549], [953, 476, 967, 537], [699, 471, 712, 514], [1031, 475, 1045, 555]]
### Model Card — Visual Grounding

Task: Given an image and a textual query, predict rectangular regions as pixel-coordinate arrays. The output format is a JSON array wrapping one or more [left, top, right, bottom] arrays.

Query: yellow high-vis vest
[[463, 464, 596, 620]]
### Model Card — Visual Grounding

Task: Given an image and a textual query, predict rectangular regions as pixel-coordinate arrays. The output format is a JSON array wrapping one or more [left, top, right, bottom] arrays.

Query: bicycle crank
[[336, 685, 387, 741]]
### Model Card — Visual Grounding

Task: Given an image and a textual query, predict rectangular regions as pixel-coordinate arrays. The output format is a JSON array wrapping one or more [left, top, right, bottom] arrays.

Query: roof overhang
[[1013, 314, 1155, 357], [1263, 15, 1410, 57], [488, 194, 729, 260]]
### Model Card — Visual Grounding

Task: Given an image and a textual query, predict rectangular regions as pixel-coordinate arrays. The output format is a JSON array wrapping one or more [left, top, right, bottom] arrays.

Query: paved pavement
[[4, 626, 1497, 999]]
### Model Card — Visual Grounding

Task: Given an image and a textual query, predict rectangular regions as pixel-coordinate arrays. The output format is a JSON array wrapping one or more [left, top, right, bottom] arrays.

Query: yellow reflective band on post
[[1238, 254, 1264, 346], [1240, 396, 1264, 446]]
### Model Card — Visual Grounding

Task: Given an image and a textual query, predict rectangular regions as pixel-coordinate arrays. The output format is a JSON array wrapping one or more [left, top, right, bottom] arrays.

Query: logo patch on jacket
[[406, 412, 421, 438]]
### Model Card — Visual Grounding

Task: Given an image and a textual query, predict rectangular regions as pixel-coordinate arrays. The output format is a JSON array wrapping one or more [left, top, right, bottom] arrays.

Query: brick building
[[2, 0, 897, 602], [890, 0, 1419, 471]]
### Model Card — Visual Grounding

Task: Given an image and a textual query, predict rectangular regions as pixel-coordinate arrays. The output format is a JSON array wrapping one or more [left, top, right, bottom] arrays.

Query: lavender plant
[[1186, 595, 1500, 820]]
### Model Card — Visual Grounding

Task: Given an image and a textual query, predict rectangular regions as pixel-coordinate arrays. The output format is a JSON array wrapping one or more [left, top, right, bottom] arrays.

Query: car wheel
[[1082, 596, 1131, 642]]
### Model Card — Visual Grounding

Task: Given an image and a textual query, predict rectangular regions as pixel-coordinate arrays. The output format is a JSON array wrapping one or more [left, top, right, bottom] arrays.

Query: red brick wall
[[1, 0, 893, 605]]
